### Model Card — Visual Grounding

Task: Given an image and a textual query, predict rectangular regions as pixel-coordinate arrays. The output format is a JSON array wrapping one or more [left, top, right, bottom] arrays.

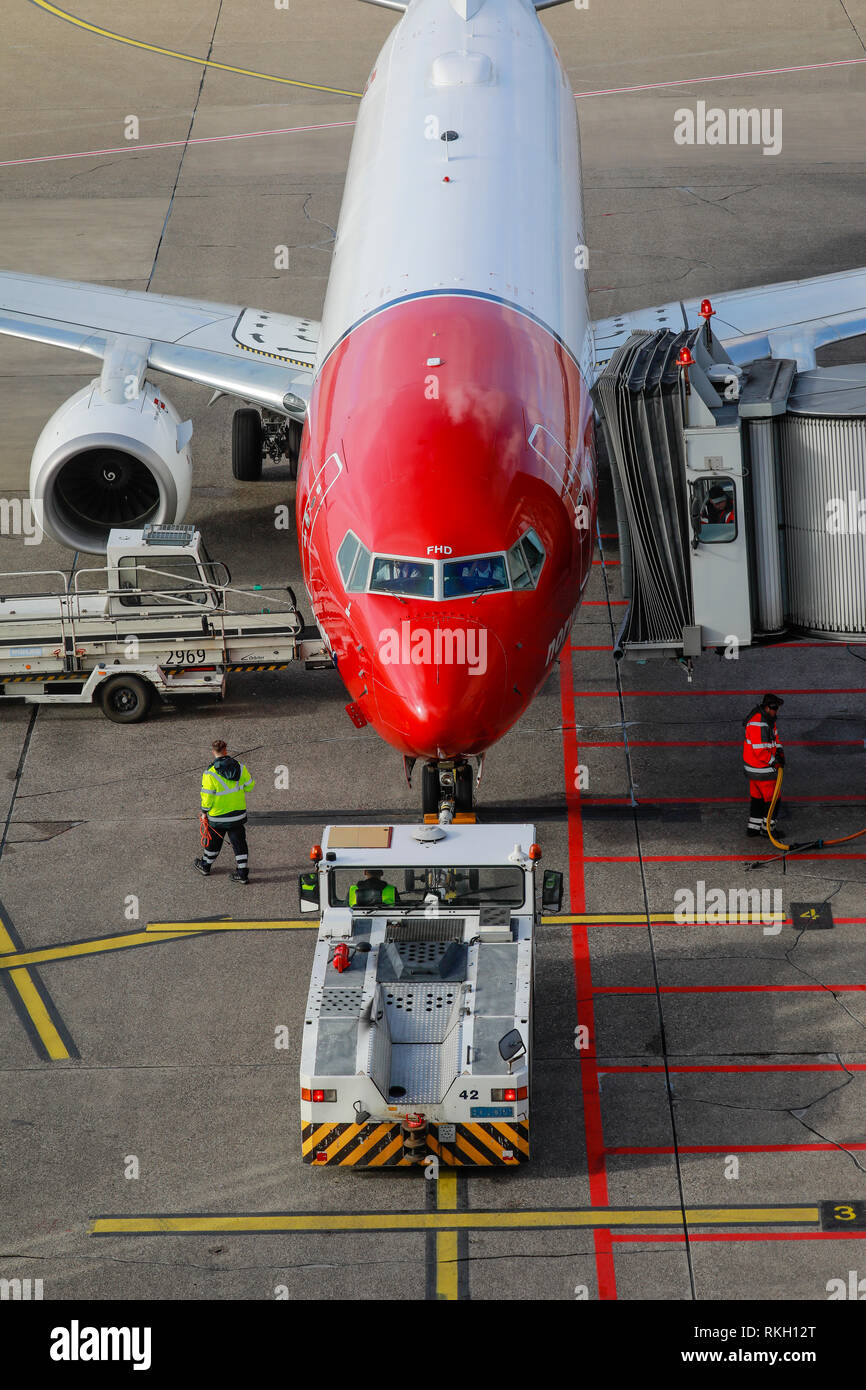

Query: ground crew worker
[[743, 694, 784, 836], [348, 868, 399, 908], [194, 739, 255, 883], [700, 484, 735, 525]]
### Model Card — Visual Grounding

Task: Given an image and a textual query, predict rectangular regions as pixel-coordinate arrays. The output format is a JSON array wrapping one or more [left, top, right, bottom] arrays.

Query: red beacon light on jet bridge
[[529, 843, 542, 861], [699, 298, 716, 346], [310, 844, 322, 862], [677, 346, 695, 396]]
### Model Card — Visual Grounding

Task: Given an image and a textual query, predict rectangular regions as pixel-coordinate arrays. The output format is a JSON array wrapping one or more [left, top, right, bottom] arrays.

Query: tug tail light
[[303, 1088, 337, 1103], [491, 1086, 527, 1102]]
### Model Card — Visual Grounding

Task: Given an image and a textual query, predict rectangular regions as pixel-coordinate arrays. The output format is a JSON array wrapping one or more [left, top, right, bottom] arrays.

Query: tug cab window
[[507, 528, 546, 589], [337, 531, 372, 592], [693, 477, 737, 544], [370, 556, 435, 599], [443, 554, 508, 598]]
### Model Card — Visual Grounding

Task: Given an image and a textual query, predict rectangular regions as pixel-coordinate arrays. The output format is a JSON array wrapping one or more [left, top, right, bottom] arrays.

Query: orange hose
[[765, 768, 866, 851]]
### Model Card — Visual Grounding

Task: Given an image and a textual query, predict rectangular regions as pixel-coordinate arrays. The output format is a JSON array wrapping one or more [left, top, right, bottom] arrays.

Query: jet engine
[[29, 377, 193, 553]]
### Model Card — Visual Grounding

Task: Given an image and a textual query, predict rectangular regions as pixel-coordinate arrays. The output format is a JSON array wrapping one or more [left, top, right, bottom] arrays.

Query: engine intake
[[30, 379, 192, 553]]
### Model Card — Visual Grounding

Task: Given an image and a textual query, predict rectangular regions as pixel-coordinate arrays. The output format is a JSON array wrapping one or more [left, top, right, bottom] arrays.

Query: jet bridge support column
[[747, 417, 787, 635]]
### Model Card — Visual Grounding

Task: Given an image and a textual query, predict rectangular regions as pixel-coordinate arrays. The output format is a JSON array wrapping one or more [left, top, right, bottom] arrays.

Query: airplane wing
[[0, 271, 318, 419], [591, 266, 866, 378]]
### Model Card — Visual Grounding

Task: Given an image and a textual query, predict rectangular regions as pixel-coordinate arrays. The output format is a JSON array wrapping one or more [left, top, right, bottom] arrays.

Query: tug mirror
[[298, 873, 319, 912], [541, 870, 563, 914], [498, 1028, 526, 1065]]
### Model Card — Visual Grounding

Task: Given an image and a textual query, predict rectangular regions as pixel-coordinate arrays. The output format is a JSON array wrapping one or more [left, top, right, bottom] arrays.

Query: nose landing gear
[[418, 759, 477, 820]]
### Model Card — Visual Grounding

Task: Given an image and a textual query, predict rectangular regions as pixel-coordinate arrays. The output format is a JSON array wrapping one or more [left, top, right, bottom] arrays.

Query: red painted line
[[571, 688, 865, 698], [575, 917, 866, 928], [573, 54, 866, 100], [559, 640, 616, 1299], [580, 740, 863, 747], [586, 853, 866, 862], [599, 1063, 866, 1074], [583, 795, 866, 804], [611, 1232, 866, 1244], [595, 985, 866, 994], [592, 558, 620, 566], [609, 1144, 866, 1155], [0, 120, 356, 168], [593, 1229, 617, 1299], [581, 600, 628, 607]]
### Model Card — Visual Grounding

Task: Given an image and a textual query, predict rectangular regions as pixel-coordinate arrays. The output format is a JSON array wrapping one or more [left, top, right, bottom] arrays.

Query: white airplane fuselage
[[297, 0, 595, 762]]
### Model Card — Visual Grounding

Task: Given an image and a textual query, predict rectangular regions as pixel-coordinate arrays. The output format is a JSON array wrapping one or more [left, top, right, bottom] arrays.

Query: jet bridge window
[[507, 528, 546, 590], [337, 531, 372, 593], [693, 477, 737, 544], [370, 556, 435, 599], [443, 554, 508, 598]]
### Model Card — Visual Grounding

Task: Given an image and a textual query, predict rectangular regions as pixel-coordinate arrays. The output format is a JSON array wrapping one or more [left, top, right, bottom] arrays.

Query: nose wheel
[[421, 761, 474, 818]]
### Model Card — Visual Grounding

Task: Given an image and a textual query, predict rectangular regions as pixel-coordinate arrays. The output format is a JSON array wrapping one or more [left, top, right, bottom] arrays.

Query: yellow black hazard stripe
[[223, 663, 290, 673], [236, 340, 314, 370], [1, 672, 85, 684], [430, 1121, 529, 1167], [302, 1121, 529, 1167], [160, 663, 289, 675]]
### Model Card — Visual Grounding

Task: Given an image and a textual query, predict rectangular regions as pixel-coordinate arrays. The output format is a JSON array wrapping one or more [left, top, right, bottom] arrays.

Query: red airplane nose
[[368, 614, 511, 758]]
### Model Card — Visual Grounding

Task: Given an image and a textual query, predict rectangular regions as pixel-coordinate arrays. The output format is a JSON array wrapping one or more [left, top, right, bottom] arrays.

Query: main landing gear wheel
[[232, 408, 263, 481], [100, 674, 152, 724], [286, 418, 303, 480], [421, 764, 439, 816], [455, 763, 474, 812]]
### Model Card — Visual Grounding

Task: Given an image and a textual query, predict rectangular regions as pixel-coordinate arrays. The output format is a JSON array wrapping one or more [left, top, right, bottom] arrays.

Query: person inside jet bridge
[[743, 694, 785, 837], [700, 483, 735, 525], [348, 868, 399, 908]]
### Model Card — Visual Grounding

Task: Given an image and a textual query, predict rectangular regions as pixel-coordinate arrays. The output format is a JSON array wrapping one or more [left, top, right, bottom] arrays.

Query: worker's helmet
[[708, 485, 728, 503], [365, 867, 384, 878], [761, 693, 784, 710]]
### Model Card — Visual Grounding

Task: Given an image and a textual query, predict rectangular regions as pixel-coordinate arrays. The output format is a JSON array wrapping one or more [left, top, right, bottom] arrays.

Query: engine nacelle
[[30, 379, 193, 552]]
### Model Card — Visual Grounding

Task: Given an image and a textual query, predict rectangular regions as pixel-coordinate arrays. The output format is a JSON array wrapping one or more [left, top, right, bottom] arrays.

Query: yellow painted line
[[147, 920, 314, 932], [0, 911, 69, 1058], [543, 913, 784, 925], [91, 1207, 819, 1236], [31, 1, 363, 98], [7, 968, 69, 1059], [438, 1170, 457, 1212], [436, 1168, 459, 1299], [0, 928, 205, 972], [436, 1231, 459, 1299]]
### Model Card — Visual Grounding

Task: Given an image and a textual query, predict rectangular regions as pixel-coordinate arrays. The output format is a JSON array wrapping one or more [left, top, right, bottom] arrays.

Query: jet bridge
[[592, 323, 866, 664]]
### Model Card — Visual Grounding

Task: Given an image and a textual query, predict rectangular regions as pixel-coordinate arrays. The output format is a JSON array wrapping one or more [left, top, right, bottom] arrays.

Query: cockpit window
[[507, 542, 531, 590], [370, 556, 435, 599], [443, 554, 508, 598], [522, 529, 545, 583], [507, 529, 546, 589], [337, 531, 371, 592]]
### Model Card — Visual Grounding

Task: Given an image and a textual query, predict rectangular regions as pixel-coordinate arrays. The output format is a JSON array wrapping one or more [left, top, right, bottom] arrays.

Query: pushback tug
[[299, 819, 562, 1168]]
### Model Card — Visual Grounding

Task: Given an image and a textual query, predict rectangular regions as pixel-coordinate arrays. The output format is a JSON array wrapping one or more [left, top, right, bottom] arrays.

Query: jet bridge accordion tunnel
[[591, 327, 866, 664]]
